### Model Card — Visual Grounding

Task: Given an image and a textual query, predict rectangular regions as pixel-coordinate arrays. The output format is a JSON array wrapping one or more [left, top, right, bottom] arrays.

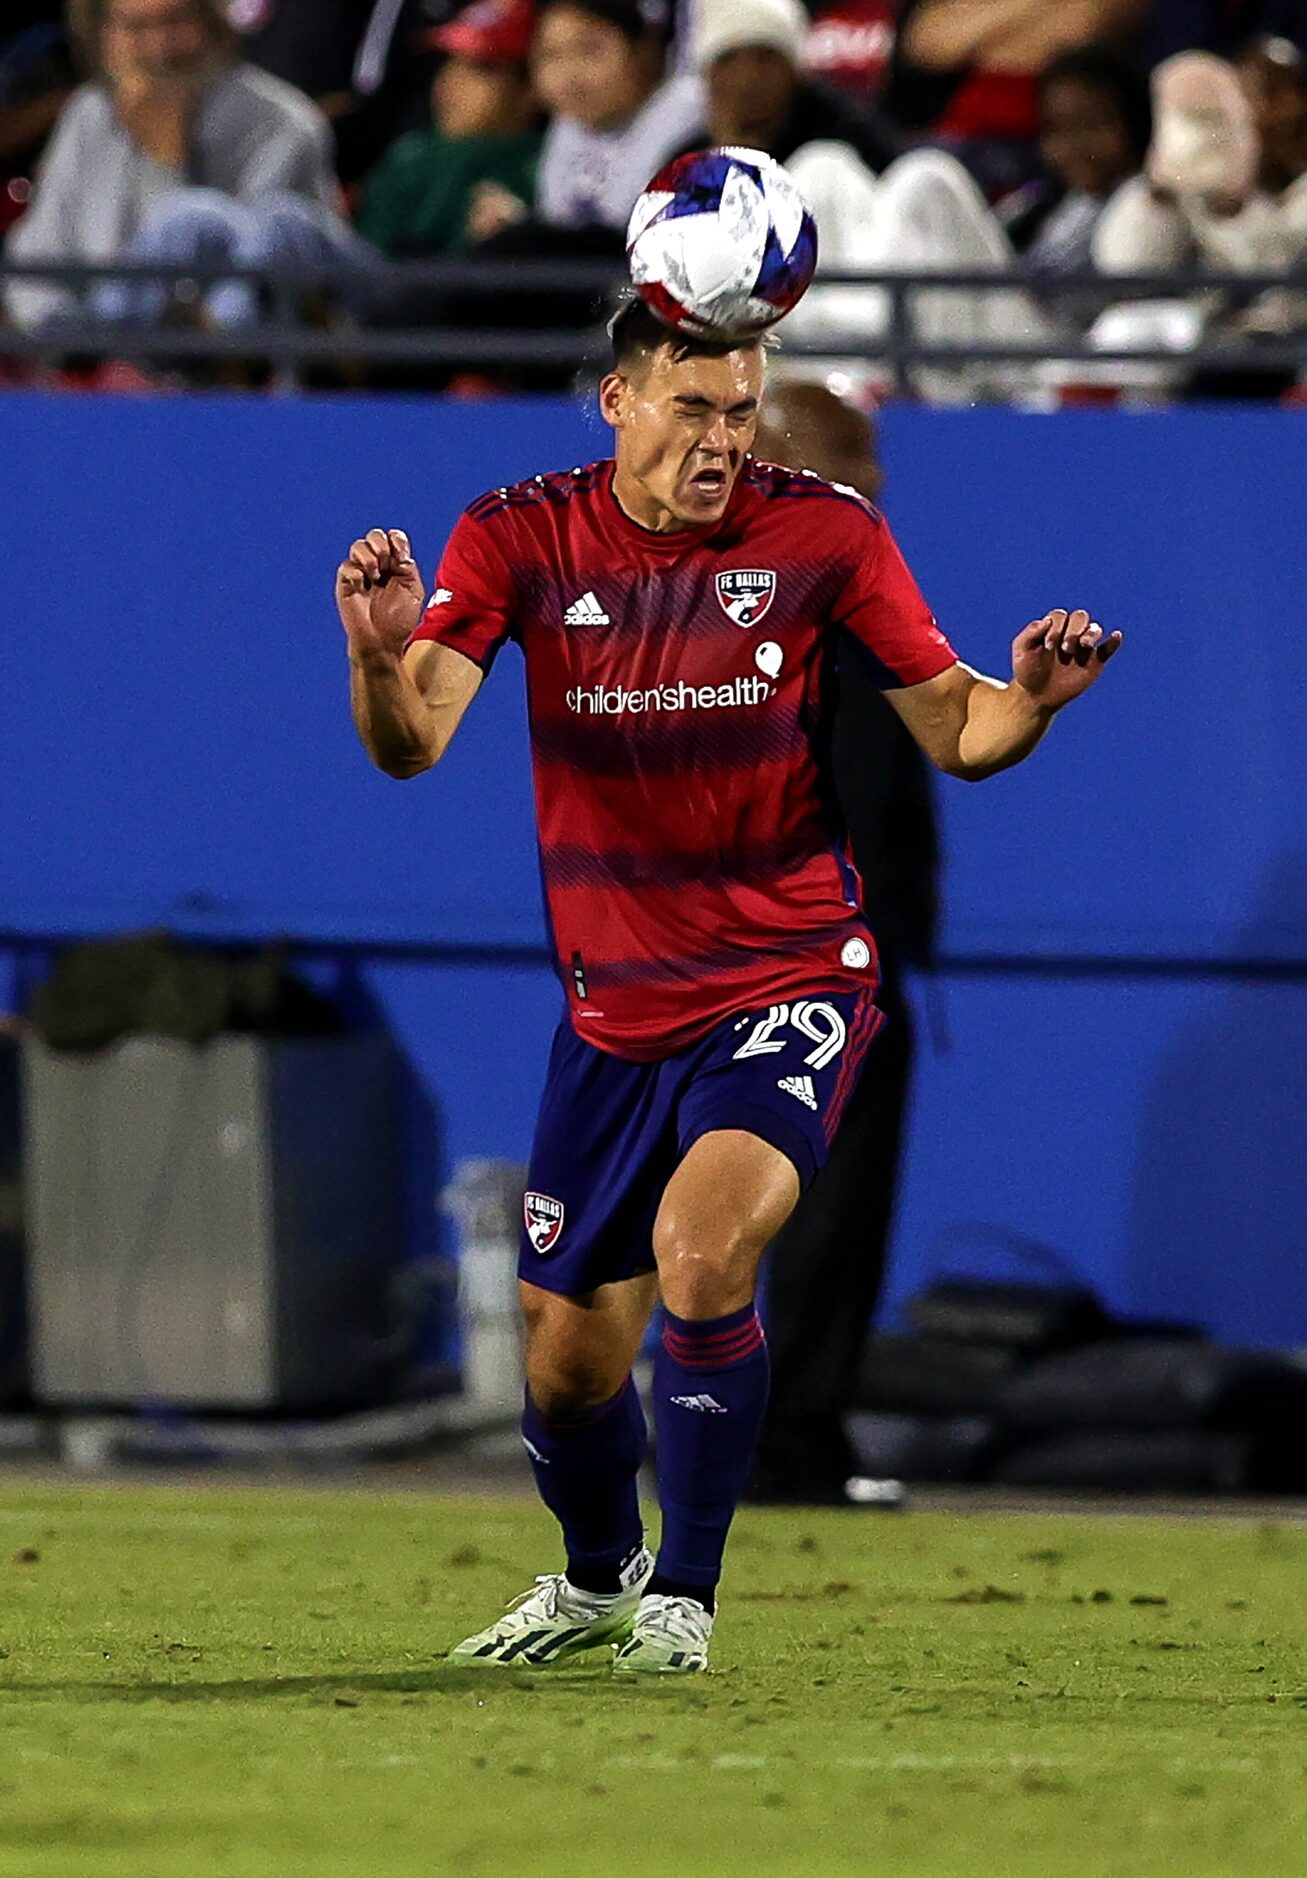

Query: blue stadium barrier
[[3, 392, 1304, 1346]]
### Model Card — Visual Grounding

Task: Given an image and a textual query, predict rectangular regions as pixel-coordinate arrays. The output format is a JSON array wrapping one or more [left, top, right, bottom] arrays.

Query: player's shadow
[[0, 1665, 608, 1703], [1121, 848, 1307, 1343]]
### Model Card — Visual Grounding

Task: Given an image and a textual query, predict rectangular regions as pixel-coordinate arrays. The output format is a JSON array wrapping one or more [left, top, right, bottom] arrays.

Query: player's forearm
[[349, 651, 439, 778], [953, 672, 1056, 780]]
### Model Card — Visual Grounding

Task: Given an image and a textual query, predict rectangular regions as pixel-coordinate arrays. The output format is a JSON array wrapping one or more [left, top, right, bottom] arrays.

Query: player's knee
[[652, 1218, 760, 1319], [526, 1353, 623, 1419], [522, 1310, 627, 1416]]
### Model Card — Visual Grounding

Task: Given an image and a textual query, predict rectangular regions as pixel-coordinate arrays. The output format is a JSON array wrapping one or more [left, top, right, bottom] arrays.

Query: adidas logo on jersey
[[778, 1074, 818, 1110], [564, 590, 610, 626], [670, 1393, 727, 1414]]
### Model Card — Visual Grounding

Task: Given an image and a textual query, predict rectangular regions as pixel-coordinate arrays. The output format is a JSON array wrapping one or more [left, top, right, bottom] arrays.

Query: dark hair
[[1038, 44, 1153, 166], [608, 295, 766, 370], [537, 0, 656, 46], [68, 0, 236, 73]]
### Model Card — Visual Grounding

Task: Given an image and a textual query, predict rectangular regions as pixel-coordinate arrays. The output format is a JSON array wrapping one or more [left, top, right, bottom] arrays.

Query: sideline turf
[[0, 1479, 1303, 1877]]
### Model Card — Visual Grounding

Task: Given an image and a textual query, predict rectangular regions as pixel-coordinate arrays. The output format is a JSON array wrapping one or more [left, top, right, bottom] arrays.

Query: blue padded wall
[[3, 393, 1303, 1343]]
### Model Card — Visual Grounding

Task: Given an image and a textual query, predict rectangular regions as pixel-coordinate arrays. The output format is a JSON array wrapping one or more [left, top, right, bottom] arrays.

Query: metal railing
[[3, 256, 1307, 395]]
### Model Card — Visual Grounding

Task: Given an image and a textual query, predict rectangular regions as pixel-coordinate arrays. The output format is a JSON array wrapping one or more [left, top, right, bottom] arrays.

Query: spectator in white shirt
[[532, 0, 702, 232]]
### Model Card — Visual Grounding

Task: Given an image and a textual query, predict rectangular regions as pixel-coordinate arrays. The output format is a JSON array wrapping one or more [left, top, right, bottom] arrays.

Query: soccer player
[[335, 298, 1121, 1675]]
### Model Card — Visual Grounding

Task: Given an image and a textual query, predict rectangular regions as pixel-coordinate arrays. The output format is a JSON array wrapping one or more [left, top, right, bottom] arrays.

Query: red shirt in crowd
[[410, 458, 957, 1060]]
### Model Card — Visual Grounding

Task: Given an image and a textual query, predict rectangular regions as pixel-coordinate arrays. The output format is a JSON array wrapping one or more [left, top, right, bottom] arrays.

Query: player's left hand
[[1012, 609, 1123, 711]]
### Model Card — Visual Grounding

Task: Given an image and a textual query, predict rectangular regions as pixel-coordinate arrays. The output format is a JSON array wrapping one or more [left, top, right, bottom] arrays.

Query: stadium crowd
[[3, 0, 1307, 395]]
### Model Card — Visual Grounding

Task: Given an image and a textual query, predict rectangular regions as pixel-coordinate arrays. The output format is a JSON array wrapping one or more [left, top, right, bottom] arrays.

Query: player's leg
[[616, 988, 882, 1673], [614, 1130, 800, 1675], [448, 1275, 659, 1667], [655, 1133, 796, 1562], [519, 1272, 659, 1593], [449, 1018, 672, 1667]]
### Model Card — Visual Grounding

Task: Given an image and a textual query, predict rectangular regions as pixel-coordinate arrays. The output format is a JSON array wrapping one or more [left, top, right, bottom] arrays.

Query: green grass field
[[1, 1477, 1304, 1878]]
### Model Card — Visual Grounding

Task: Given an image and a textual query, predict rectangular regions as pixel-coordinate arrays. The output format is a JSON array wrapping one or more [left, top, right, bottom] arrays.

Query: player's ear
[[599, 370, 629, 432]]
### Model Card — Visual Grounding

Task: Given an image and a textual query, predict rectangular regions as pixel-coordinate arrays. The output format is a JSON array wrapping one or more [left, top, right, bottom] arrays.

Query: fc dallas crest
[[716, 568, 776, 626], [524, 1191, 564, 1254]]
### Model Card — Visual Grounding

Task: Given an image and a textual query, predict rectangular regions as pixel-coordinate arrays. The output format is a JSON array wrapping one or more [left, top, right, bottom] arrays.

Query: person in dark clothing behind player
[[336, 298, 1121, 1676], [748, 380, 937, 1507]]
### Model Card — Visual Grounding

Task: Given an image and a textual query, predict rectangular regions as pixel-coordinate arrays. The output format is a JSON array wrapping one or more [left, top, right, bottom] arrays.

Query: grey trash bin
[[23, 1032, 403, 1410]]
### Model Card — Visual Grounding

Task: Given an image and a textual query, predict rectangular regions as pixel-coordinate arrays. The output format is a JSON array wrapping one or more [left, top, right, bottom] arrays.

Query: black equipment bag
[[29, 933, 342, 1051]]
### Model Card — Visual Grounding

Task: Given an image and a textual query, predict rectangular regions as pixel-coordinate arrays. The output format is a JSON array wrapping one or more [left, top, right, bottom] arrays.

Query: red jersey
[[410, 457, 957, 1060]]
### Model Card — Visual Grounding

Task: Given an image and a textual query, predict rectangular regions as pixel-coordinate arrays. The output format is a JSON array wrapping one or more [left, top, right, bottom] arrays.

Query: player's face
[[606, 346, 764, 529]]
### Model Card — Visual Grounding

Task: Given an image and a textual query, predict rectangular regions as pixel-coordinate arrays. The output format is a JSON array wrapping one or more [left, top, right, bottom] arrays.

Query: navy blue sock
[[652, 1304, 770, 1606], [522, 1379, 647, 1594]]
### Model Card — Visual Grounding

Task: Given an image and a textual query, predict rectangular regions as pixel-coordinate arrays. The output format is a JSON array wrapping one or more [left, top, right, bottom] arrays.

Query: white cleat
[[448, 1548, 653, 1667], [612, 1593, 714, 1676]]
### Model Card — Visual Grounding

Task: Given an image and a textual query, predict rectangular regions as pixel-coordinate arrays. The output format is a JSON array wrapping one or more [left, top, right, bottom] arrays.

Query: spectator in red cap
[[356, 0, 542, 256]]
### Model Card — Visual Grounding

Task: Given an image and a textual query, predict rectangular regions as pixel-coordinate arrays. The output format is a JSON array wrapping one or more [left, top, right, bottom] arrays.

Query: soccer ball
[[625, 147, 818, 340]]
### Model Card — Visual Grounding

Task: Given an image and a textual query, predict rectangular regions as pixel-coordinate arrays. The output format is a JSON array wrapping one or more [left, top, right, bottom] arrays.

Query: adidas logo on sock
[[669, 1393, 727, 1414], [778, 1074, 818, 1110], [563, 590, 611, 626]]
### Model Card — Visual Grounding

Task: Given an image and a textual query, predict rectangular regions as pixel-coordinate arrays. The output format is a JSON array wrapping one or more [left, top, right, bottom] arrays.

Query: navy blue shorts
[[520, 989, 882, 1297]]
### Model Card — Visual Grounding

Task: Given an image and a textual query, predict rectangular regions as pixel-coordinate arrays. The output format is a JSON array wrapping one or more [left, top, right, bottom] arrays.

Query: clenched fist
[[336, 528, 426, 664]]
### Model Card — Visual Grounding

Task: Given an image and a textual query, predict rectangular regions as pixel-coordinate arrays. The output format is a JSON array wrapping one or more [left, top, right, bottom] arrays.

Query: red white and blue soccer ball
[[626, 147, 818, 340]]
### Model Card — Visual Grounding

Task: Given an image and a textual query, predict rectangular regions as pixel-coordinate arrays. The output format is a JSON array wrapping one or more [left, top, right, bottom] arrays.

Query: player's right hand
[[336, 529, 426, 663]]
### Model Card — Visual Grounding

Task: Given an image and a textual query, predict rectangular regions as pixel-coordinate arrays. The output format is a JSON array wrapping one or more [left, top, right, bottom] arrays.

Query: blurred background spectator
[[999, 46, 1153, 281], [4, 0, 339, 330], [1237, 32, 1307, 193], [781, 46, 1151, 398], [1095, 43, 1307, 271], [1091, 47, 1307, 388], [531, 0, 700, 233], [355, 0, 542, 257], [401, 0, 700, 384], [688, 0, 897, 172], [883, 0, 1150, 192]]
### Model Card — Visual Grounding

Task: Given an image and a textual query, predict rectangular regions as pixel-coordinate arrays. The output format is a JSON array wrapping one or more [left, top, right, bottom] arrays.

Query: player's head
[[600, 299, 767, 528]]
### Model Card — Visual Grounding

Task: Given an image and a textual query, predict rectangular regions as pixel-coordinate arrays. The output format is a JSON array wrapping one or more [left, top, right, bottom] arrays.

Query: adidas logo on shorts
[[669, 1394, 727, 1413], [778, 1074, 818, 1110], [564, 590, 610, 626]]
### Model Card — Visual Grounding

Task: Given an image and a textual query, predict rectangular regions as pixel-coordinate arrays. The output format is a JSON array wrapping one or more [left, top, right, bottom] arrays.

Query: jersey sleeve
[[406, 510, 516, 673], [834, 510, 958, 688]]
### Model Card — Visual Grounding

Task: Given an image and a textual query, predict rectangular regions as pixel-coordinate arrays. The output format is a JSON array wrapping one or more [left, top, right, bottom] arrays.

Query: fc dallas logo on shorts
[[524, 1191, 565, 1254], [716, 569, 776, 627]]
